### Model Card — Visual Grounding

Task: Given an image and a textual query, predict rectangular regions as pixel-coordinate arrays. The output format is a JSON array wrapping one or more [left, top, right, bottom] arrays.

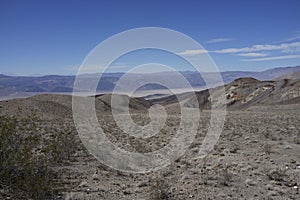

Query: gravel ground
[[0, 96, 299, 199]]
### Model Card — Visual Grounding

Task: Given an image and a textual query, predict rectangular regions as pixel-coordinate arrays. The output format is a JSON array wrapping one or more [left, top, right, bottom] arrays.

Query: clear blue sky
[[1, 0, 300, 75]]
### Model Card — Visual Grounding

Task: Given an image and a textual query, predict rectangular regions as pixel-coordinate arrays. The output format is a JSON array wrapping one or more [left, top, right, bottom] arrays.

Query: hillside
[[0, 82, 300, 199], [152, 77, 300, 110], [275, 71, 300, 80]]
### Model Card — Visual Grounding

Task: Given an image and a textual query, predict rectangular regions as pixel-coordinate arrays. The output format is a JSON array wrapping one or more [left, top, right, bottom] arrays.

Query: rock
[[217, 192, 226, 198], [222, 148, 230, 154], [267, 191, 279, 197], [273, 187, 285, 194], [178, 190, 185, 195], [123, 190, 132, 195], [245, 178, 257, 186], [92, 173, 100, 181], [284, 145, 292, 149], [79, 181, 88, 187], [137, 181, 148, 187], [180, 175, 188, 183], [253, 170, 261, 176], [266, 184, 274, 190], [241, 165, 253, 172]]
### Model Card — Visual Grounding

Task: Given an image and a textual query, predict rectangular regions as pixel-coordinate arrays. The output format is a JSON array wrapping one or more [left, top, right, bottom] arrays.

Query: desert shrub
[[294, 133, 300, 144], [219, 164, 233, 186], [0, 104, 83, 200], [151, 176, 171, 199], [262, 143, 272, 155], [262, 130, 270, 139], [0, 115, 60, 199], [43, 127, 78, 165], [267, 168, 287, 182]]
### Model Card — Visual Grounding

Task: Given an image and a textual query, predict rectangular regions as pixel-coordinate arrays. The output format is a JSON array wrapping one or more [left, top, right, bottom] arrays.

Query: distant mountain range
[[1, 66, 300, 100]]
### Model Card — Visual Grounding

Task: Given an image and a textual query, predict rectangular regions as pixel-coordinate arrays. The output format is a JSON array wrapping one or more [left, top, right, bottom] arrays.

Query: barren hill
[[275, 71, 300, 80], [151, 77, 300, 110]]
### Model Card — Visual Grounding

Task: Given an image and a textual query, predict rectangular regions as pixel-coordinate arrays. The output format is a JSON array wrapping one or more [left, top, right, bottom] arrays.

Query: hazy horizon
[[1, 65, 300, 77]]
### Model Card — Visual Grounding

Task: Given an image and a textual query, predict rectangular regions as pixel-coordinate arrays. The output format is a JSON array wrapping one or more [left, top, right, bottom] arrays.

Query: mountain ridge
[[1, 66, 300, 100]]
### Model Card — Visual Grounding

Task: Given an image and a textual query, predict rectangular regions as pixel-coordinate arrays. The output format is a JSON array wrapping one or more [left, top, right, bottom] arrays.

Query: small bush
[[219, 164, 233, 186], [0, 113, 80, 199], [267, 168, 287, 182], [43, 127, 78, 165], [0, 115, 58, 199], [262, 143, 272, 155], [151, 176, 171, 199]]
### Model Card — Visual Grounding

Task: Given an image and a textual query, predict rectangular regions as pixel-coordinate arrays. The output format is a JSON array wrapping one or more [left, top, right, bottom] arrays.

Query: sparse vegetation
[[262, 130, 271, 139], [267, 167, 287, 182], [44, 126, 78, 165], [151, 176, 171, 199], [0, 114, 78, 199], [262, 143, 272, 155], [294, 134, 300, 144], [0, 115, 58, 199], [0, 90, 300, 199], [219, 164, 233, 186]]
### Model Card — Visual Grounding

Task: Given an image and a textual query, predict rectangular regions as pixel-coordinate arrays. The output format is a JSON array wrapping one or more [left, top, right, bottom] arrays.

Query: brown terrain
[[0, 75, 300, 199]]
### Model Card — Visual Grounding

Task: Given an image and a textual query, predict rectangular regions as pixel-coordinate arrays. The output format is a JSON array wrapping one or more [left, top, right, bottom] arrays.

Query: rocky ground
[[64, 106, 300, 200], [0, 93, 299, 199]]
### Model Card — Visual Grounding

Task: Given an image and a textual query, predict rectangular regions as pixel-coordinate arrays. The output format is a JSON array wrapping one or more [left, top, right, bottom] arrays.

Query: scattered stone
[[180, 175, 188, 183], [123, 190, 132, 195], [79, 181, 88, 188], [245, 178, 257, 186], [241, 165, 253, 172], [137, 181, 148, 187], [92, 173, 100, 181], [267, 191, 279, 197], [266, 184, 273, 190], [290, 159, 296, 164], [284, 145, 292, 149], [217, 192, 226, 198]]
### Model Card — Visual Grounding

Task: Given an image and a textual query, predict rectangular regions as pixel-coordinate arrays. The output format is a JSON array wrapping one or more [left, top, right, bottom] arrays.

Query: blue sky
[[0, 0, 300, 75]]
